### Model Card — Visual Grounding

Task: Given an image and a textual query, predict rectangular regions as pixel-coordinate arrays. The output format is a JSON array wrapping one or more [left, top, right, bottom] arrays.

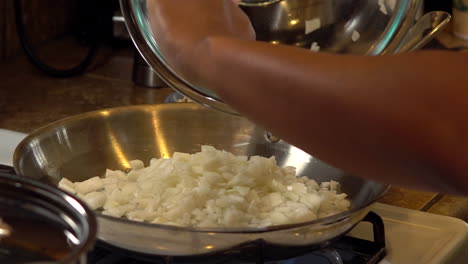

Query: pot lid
[[0, 170, 96, 263]]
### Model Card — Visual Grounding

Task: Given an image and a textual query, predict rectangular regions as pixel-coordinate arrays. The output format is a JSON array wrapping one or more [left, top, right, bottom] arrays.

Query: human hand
[[147, 0, 255, 77]]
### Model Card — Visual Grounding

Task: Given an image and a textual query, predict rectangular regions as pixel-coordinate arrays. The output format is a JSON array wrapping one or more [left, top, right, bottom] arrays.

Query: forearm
[[183, 37, 468, 194]]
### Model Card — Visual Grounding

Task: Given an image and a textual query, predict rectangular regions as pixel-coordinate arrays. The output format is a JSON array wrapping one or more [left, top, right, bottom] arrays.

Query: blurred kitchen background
[[0, 0, 468, 222], [0, 0, 466, 84], [0, 0, 167, 87], [1, 0, 114, 63]]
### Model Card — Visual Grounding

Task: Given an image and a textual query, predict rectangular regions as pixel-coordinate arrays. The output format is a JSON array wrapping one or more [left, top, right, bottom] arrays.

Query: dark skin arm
[[149, 0, 468, 195]]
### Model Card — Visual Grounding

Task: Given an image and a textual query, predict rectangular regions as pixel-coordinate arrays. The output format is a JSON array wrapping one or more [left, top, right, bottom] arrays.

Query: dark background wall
[[0, 0, 117, 61], [1, 0, 81, 60]]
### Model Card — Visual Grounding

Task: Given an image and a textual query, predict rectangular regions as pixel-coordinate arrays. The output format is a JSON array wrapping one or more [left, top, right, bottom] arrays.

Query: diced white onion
[[58, 177, 76, 194], [74, 176, 104, 194], [59, 146, 350, 228], [82, 191, 106, 210], [129, 160, 144, 170]]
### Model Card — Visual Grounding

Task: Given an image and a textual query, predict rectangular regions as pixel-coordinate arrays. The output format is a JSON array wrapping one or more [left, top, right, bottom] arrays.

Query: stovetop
[[88, 236, 383, 264], [84, 204, 468, 264], [88, 237, 382, 264], [87, 212, 385, 264], [0, 129, 467, 264]]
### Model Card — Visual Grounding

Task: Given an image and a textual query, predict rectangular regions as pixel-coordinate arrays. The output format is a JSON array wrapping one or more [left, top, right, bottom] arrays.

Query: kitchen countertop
[[0, 33, 467, 222]]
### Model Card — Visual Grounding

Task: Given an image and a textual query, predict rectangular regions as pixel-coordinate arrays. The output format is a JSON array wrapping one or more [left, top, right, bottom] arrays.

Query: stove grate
[[87, 211, 385, 264]]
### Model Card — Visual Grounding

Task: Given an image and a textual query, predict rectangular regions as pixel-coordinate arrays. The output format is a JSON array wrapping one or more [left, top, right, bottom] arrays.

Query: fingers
[[224, 0, 256, 40]]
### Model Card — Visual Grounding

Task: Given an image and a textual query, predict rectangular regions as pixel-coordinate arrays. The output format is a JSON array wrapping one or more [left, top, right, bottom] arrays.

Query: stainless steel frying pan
[[13, 104, 388, 257]]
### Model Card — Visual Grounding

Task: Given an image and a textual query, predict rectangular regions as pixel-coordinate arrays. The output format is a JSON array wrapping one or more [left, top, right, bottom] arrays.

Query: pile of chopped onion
[[59, 146, 350, 228]]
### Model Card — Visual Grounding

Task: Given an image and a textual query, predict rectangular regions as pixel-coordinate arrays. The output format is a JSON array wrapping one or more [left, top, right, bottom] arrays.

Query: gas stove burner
[[87, 212, 385, 264]]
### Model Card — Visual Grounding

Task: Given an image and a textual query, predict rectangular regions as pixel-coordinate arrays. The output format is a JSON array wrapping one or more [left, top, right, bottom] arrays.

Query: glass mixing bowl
[[120, 0, 437, 114]]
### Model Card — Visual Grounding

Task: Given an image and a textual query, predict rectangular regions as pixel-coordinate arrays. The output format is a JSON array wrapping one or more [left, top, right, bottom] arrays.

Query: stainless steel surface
[[0, 172, 96, 264], [397, 11, 451, 53], [132, 50, 167, 88], [240, 0, 408, 53], [241, 0, 283, 6], [119, 0, 446, 115], [112, 12, 131, 41], [13, 104, 388, 256]]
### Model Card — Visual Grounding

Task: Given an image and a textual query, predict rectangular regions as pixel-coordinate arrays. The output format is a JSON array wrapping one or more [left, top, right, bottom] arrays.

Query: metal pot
[[0, 166, 96, 264], [13, 104, 388, 258]]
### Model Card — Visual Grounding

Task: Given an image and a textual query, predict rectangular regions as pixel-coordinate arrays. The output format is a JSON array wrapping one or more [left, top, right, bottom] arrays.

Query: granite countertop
[[0, 31, 467, 222]]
